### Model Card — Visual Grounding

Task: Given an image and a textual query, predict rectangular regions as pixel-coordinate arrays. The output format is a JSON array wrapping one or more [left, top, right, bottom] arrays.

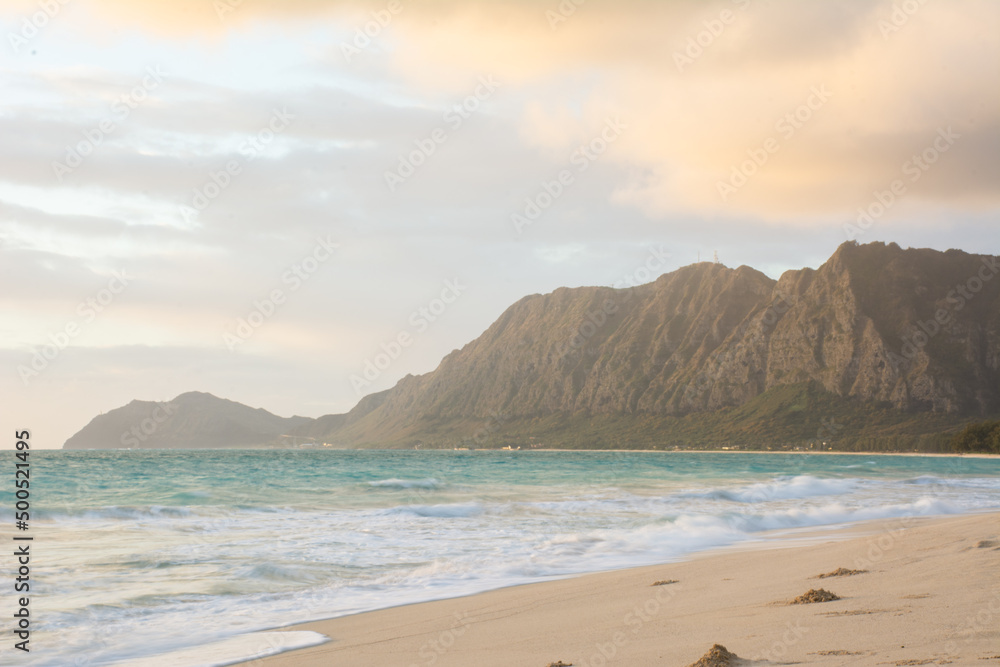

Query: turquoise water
[[1, 450, 999, 666]]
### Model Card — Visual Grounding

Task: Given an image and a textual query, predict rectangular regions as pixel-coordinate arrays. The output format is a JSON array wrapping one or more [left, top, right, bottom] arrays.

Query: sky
[[1, 0, 998, 449]]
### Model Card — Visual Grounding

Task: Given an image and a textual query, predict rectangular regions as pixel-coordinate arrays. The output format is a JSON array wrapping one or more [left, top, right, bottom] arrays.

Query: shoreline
[[239, 512, 1000, 666], [42, 448, 1000, 457], [525, 449, 999, 457]]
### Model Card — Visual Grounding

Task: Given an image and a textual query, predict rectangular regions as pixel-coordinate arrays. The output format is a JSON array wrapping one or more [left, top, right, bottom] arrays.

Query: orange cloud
[[6, 0, 996, 223]]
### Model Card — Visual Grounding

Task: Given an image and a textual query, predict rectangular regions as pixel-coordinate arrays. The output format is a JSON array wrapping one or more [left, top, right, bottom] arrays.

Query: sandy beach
[[245, 512, 1000, 667]]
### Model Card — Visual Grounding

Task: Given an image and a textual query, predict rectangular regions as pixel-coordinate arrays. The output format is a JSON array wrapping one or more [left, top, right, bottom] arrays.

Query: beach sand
[[245, 513, 1000, 666]]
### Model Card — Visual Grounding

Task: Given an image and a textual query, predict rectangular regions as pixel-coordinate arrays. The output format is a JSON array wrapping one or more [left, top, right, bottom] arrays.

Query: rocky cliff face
[[63, 242, 1000, 450], [317, 242, 1000, 445]]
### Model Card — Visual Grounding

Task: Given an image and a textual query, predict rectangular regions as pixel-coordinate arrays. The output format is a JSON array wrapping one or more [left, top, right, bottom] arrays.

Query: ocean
[[2, 449, 999, 666]]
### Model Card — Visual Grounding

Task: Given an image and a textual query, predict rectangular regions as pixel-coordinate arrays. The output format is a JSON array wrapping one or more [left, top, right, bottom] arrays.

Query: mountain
[[63, 391, 310, 449], [63, 242, 1000, 451], [294, 241, 1000, 450]]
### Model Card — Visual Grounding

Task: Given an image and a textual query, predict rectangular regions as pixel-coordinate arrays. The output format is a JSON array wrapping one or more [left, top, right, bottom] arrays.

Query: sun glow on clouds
[[7, 0, 996, 221]]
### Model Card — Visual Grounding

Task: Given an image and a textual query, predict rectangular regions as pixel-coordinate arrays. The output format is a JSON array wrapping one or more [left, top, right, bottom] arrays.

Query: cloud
[[1, 0, 998, 447], [4, 0, 997, 224], [374, 0, 1000, 222]]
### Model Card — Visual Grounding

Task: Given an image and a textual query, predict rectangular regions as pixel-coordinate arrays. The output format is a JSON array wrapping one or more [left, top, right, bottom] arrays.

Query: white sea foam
[[680, 475, 858, 503], [904, 475, 1000, 488], [367, 477, 442, 489], [390, 502, 484, 518], [108, 631, 328, 667]]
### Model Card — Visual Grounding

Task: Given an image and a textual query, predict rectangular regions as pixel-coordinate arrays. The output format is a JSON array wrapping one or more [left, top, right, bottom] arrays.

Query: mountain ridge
[[64, 242, 1000, 451]]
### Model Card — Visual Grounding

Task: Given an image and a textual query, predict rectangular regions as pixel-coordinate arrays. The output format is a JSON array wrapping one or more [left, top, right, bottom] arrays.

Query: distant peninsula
[[64, 392, 310, 450]]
